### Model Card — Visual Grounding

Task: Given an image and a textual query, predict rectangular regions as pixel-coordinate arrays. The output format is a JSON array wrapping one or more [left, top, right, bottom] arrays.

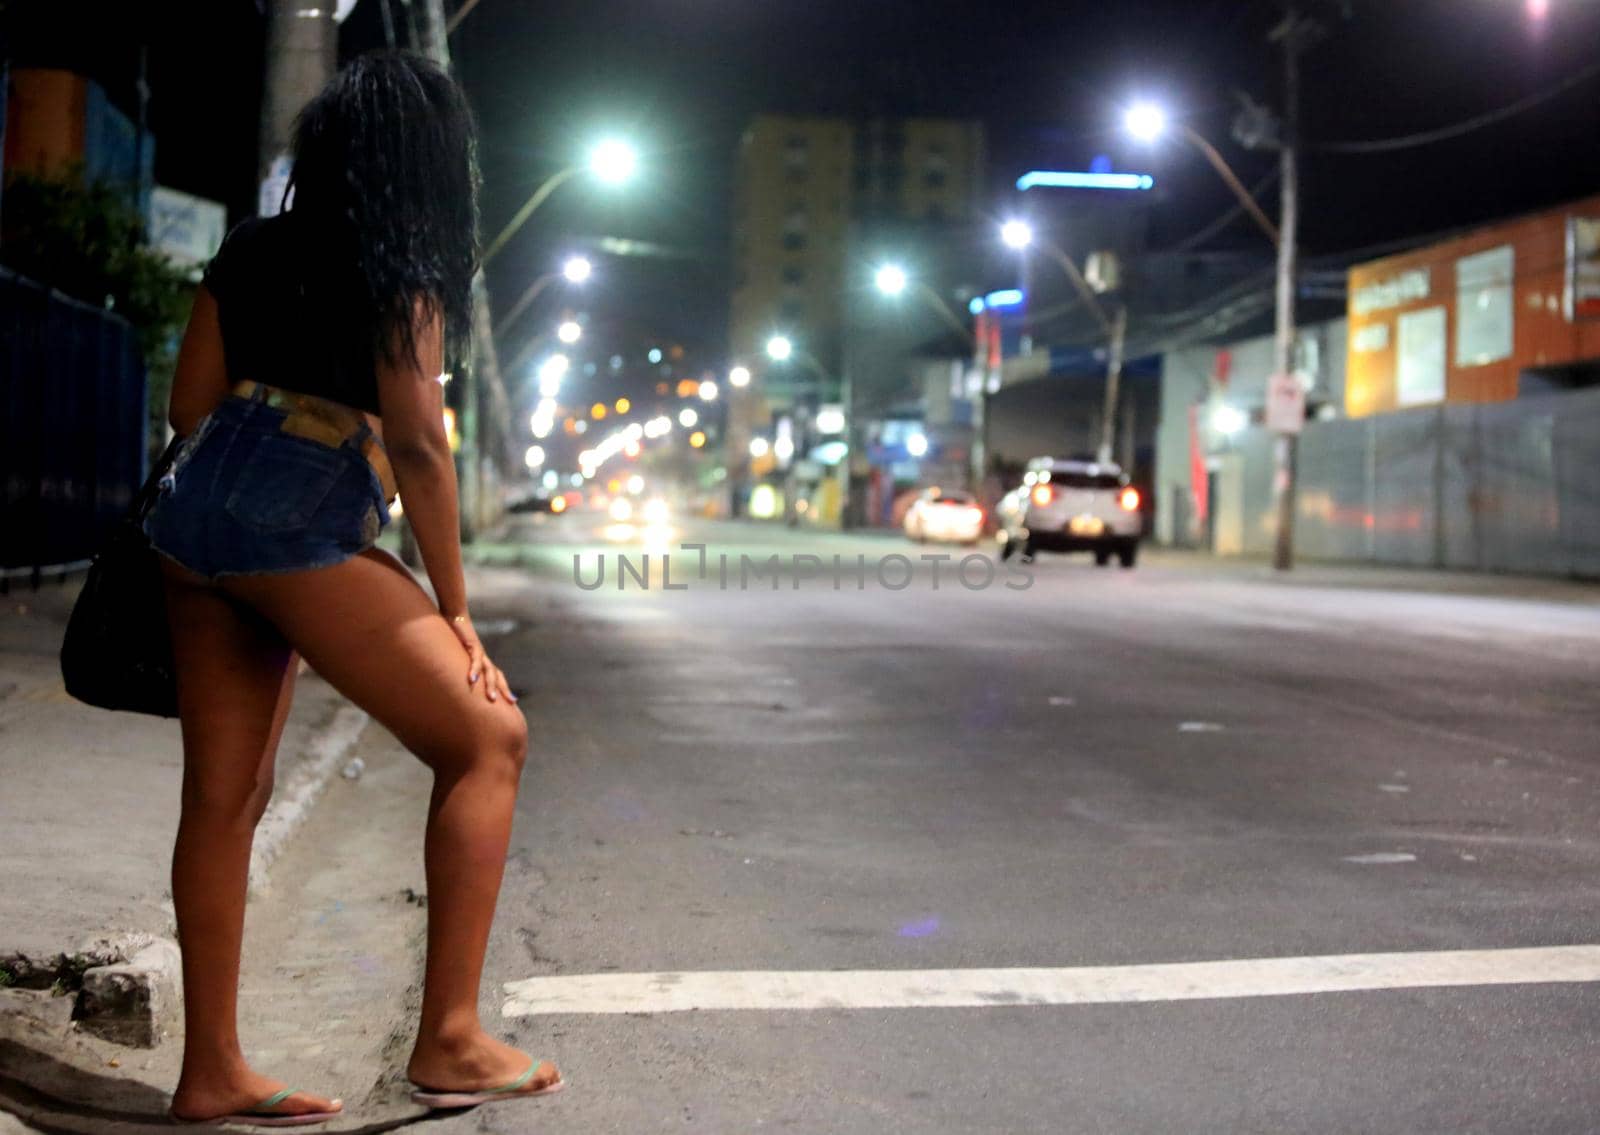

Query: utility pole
[[1268, 4, 1310, 571], [418, 0, 509, 541], [259, 0, 336, 213], [1097, 305, 1127, 466]]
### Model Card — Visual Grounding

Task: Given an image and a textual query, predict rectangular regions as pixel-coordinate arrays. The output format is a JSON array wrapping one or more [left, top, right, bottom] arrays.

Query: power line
[[1166, 167, 1282, 253], [1314, 57, 1600, 155]]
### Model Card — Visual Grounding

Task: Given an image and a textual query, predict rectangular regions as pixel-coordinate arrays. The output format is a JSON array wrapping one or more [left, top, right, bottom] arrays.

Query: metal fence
[[1, 267, 148, 581], [1219, 386, 1600, 578]]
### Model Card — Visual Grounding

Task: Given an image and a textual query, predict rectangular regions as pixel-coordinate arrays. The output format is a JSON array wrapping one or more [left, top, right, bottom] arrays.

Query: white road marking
[[1178, 721, 1225, 733], [501, 945, 1600, 1017], [1379, 784, 1412, 794], [1343, 852, 1418, 864], [1048, 696, 1075, 706]]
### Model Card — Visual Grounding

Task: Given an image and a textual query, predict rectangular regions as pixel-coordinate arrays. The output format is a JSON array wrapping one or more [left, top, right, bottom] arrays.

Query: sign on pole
[[1265, 372, 1305, 435], [148, 186, 227, 277]]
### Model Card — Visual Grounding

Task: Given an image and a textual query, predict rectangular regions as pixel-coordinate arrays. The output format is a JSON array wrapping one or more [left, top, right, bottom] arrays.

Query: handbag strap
[[130, 436, 183, 522]]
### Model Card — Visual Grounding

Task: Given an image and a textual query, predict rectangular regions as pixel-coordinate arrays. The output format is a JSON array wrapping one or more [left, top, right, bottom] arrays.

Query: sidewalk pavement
[[0, 579, 369, 1048]]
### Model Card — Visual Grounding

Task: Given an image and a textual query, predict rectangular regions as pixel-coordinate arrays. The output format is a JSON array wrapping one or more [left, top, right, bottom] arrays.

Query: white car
[[904, 487, 984, 545], [997, 458, 1143, 567]]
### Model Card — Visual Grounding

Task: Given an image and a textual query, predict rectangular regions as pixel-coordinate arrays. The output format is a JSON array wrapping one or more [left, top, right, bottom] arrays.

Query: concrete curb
[[248, 704, 371, 895], [0, 701, 370, 1051]]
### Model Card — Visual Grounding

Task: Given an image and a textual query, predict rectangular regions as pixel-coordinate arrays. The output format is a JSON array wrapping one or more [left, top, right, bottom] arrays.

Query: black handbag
[[59, 438, 182, 717]]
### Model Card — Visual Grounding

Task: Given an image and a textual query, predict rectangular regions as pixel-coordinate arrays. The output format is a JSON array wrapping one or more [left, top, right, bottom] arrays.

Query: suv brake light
[[1119, 487, 1141, 512]]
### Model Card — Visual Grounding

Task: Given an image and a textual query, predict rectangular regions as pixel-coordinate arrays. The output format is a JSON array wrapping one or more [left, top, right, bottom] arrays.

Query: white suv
[[996, 458, 1143, 567]]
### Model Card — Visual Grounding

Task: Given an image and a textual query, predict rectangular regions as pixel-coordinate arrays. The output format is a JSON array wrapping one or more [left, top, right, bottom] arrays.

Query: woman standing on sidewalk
[[145, 52, 560, 1124]]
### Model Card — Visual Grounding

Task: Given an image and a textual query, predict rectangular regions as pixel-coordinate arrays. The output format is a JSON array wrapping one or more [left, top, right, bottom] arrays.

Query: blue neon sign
[[1016, 170, 1155, 192]]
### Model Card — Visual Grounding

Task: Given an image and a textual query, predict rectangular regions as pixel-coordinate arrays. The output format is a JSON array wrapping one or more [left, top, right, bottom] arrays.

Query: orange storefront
[[1345, 193, 1600, 418]]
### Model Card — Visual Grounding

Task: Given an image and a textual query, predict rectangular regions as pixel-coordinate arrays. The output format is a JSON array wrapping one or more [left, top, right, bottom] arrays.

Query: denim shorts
[[144, 394, 391, 579]]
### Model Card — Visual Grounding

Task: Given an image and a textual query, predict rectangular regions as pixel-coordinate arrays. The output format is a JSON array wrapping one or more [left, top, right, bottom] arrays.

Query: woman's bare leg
[[224, 548, 558, 1093], [163, 569, 341, 1121]]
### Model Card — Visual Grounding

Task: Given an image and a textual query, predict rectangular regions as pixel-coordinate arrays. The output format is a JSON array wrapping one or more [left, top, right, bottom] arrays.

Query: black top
[[203, 215, 382, 415]]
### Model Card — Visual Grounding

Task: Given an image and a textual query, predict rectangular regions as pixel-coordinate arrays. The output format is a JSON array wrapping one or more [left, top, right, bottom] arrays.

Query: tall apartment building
[[727, 114, 985, 458]]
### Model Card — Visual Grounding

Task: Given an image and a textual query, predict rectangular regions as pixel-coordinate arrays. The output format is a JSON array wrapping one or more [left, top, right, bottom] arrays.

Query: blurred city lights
[[689, 431, 707, 448], [729, 365, 751, 388], [591, 402, 608, 419], [679, 407, 699, 428], [562, 256, 592, 283], [648, 347, 663, 364], [537, 353, 569, 397], [523, 445, 545, 469], [906, 431, 929, 457], [1212, 404, 1248, 436], [773, 435, 795, 462], [814, 407, 845, 434], [589, 138, 639, 185], [766, 335, 793, 362], [698, 380, 719, 401], [627, 474, 645, 494], [749, 437, 770, 458], [1000, 219, 1034, 249], [615, 397, 631, 414], [874, 264, 908, 296], [624, 440, 642, 458], [557, 320, 582, 344]]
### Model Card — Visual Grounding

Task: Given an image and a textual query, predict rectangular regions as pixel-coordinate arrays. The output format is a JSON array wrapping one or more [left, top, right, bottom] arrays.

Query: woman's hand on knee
[[447, 614, 517, 705]]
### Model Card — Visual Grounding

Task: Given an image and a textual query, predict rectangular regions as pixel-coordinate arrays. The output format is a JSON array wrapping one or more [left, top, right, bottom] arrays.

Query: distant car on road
[[903, 487, 984, 546], [996, 458, 1143, 567]]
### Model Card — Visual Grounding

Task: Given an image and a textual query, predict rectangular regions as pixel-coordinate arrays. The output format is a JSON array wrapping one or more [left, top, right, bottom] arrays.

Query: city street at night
[[226, 515, 1600, 1134], [6, 1, 1600, 1131]]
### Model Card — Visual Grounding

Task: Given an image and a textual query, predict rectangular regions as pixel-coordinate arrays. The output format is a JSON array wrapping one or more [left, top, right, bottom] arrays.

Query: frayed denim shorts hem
[[144, 394, 390, 582]]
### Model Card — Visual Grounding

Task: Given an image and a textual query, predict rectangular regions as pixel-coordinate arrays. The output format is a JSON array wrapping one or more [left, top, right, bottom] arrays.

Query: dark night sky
[[14, 0, 1600, 367]]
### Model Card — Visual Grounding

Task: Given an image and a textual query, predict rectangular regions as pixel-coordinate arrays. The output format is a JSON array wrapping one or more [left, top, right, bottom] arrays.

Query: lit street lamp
[[728, 365, 751, 388], [872, 263, 975, 347], [1123, 101, 1279, 245], [1000, 220, 1127, 467], [494, 255, 594, 345], [483, 138, 639, 266], [557, 320, 582, 344], [765, 336, 793, 362], [1000, 220, 1033, 250]]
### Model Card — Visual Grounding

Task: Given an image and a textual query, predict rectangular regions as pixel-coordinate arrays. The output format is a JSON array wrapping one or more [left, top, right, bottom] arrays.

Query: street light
[[698, 380, 718, 401], [589, 138, 639, 185], [557, 320, 582, 344], [872, 263, 976, 346], [1123, 85, 1300, 572], [494, 255, 593, 347], [765, 336, 793, 362], [679, 407, 699, 428], [1000, 220, 1033, 250], [906, 431, 929, 458], [999, 220, 1128, 466], [483, 137, 639, 266], [523, 444, 545, 469], [1123, 101, 1168, 143], [749, 437, 770, 458], [1122, 101, 1279, 245], [729, 365, 751, 388], [537, 353, 569, 398]]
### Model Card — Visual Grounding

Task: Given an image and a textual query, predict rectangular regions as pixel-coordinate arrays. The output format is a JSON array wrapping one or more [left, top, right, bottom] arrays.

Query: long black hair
[[286, 51, 479, 370]]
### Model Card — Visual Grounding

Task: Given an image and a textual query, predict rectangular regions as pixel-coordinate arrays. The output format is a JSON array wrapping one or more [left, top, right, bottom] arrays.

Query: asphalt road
[[442, 514, 1600, 1134]]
